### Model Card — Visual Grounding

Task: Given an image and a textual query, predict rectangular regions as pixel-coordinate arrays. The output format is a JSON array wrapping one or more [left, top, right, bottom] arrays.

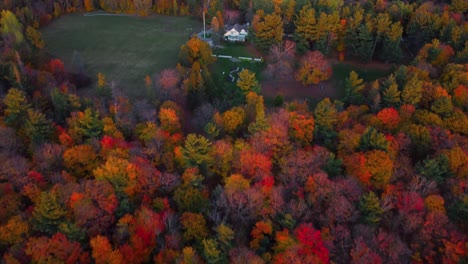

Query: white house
[[224, 23, 249, 42]]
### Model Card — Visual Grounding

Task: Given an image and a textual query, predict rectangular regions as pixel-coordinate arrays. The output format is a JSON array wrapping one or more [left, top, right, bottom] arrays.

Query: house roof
[[226, 23, 248, 33]]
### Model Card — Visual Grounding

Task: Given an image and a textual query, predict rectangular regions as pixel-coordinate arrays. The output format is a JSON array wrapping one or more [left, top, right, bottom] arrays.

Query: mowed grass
[[41, 14, 201, 98], [331, 62, 396, 98], [213, 43, 255, 57]]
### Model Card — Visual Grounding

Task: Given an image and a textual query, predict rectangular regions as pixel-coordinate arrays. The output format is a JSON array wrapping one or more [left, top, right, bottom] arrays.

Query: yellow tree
[[0, 10, 24, 45], [295, 51, 332, 85], [26, 26, 44, 49], [93, 156, 138, 196], [365, 150, 393, 191], [371, 13, 391, 59], [179, 35, 215, 68], [237, 69, 260, 95], [221, 107, 246, 135], [252, 10, 283, 51], [294, 5, 340, 53]]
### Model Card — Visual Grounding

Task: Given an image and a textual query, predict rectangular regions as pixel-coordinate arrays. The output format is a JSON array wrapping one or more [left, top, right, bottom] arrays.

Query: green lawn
[[41, 14, 201, 98], [331, 62, 395, 98], [208, 43, 264, 107], [332, 62, 395, 83], [213, 43, 256, 58]]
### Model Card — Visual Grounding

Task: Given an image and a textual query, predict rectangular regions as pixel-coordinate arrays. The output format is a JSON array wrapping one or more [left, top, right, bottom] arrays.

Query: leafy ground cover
[[41, 14, 201, 98], [261, 60, 395, 107]]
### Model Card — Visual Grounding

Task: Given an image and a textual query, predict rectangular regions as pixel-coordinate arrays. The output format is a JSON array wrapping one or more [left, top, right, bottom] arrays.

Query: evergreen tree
[[358, 192, 384, 225], [0, 10, 24, 45], [345, 71, 365, 105], [359, 127, 389, 152], [401, 75, 423, 105], [382, 75, 401, 107], [314, 98, 338, 131], [3, 88, 30, 128], [181, 134, 213, 169], [416, 154, 453, 184], [24, 109, 54, 145], [32, 191, 66, 234], [237, 69, 260, 95], [381, 23, 403, 63]]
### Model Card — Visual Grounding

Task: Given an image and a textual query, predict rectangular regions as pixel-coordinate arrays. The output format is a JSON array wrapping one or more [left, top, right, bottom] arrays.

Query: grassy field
[[213, 43, 257, 57], [209, 43, 265, 107], [332, 62, 395, 83], [41, 14, 201, 98]]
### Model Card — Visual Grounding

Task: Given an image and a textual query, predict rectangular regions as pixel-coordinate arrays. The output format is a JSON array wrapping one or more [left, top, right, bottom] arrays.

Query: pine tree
[[345, 71, 365, 105], [3, 88, 30, 128], [350, 20, 374, 62], [381, 23, 403, 62], [32, 191, 67, 234], [202, 239, 223, 264], [252, 11, 283, 51], [401, 75, 423, 105], [237, 69, 260, 95], [181, 134, 213, 168], [358, 192, 384, 225], [24, 109, 54, 145], [0, 10, 24, 45], [359, 127, 389, 152], [371, 13, 391, 60], [382, 75, 401, 107], [314, 98, 338, 131]]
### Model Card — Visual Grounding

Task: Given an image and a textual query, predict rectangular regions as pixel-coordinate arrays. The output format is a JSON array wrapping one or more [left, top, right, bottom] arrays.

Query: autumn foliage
[[296, 51, 332, 85], [0, 1, 467, 264]]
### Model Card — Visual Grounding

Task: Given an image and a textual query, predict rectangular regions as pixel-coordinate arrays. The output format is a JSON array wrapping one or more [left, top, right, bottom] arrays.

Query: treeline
[[0, 0, 467, 263]]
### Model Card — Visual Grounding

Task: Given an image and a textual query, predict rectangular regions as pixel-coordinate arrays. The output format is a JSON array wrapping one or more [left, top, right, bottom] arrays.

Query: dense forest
[[0, 0, 467, 263]]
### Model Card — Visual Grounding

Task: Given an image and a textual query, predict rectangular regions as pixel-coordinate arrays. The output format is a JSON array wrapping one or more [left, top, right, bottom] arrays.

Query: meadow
[[41, 14, 201, 98]]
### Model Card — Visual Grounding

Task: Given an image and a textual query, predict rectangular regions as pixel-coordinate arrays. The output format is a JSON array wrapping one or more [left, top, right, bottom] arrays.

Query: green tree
[[50, 88, 81, 124], [26, 26, 44, 49], [181, 134, 213, 168], [380, 22, 403, 62], [358, 192, 384, 225], [401, 75, 423, 105], [359, 127, 389, 152], [416, 154, 453, 184], [314, 98, 338, 147], [237, 69, 260, 95], [431, 96, 453, 117], [406, 124, 431, 161], [32, 191, 67, 234], [345, 71, 365, 105], [294, 5, 340, 54], [3, 88, 30, 128], [67, 108, 104, 142], [0, 10, 24, 45], [174, 186, 209, 213], [216, 223, 235, 250], [348, 19, 374, 62], [180, 212, 208, 243], [202, 239, 223, 264], [371, 13, 391, 60], [252, 10, 283, 51], [382, 75, 401, 107], [294, 4, 316, 52], [24, 109, 54, 145], [314, 98, 338, 131]]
